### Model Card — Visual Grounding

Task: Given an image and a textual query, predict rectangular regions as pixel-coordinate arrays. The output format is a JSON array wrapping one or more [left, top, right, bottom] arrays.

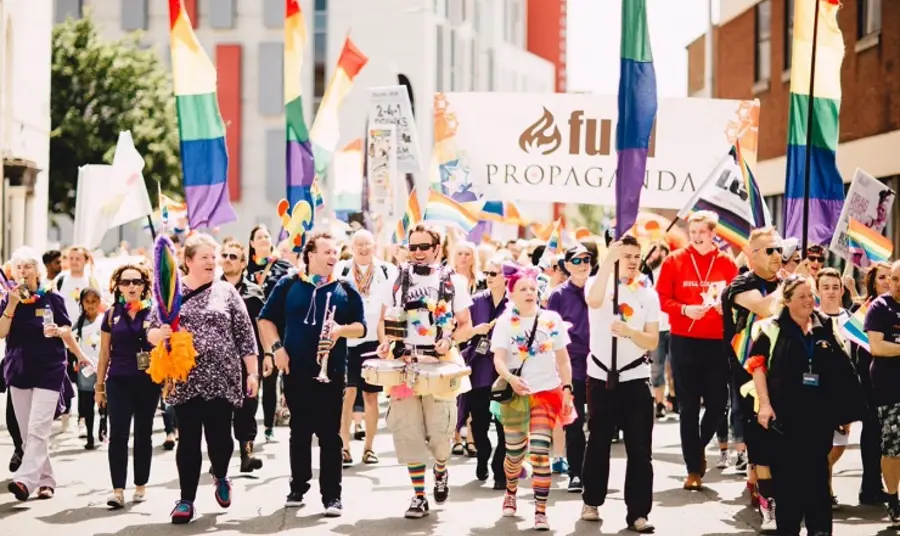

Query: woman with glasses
[[95, 263, 160, 509], [746, 276, 864, 535]]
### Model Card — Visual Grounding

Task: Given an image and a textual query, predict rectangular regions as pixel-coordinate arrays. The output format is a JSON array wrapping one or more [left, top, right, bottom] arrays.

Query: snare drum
[[411, 362, 471, 396], [361, 359, 406, 388]]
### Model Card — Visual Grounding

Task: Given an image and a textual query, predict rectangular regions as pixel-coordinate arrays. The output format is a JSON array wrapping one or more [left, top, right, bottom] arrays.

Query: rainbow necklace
[[19, 282, 51, 305], [123, 298, 151, 313], [299, 272, 334, 288], [509, 307, 557, 361], [253, 255, 276, 267]]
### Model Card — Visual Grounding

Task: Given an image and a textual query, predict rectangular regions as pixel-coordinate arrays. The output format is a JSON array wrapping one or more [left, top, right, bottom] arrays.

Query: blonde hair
[[688, 210, 719, 231], [183, 233, 218, 265], [749, 226, 778, 245], [451, 241, 481, 278], [781, 275, 811, 306]]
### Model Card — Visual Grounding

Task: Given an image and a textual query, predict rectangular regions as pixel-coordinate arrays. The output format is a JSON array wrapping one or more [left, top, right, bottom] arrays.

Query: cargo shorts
[[386, 394, 457, 464]]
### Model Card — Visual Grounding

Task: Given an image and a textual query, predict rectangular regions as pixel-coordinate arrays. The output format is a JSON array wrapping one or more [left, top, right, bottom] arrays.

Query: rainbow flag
[[393, 188, 422, 244], [310, 37, 368, 179], [615, 0, 657, 240], [784, 0, 844, 244], [167, 0, 235, 229], [847, 218, 893, 263], [839, 300, 870, 351], [538, 219, 564, 268], [284, 0, 316, 229], [423, 191, 478, 234], [311, 178, 325, 213], [481, 201, 526, 226]]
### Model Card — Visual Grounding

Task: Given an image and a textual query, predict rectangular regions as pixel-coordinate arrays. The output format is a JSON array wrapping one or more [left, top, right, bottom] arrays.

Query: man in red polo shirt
[[656, 211, 738, 490]]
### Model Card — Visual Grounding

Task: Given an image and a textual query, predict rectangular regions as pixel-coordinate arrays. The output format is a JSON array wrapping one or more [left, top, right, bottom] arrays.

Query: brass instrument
[[316, 292, 337, 383]]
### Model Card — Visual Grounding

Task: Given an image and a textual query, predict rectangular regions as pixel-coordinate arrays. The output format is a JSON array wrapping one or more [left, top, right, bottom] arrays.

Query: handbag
[[490, 313, 540, 403]]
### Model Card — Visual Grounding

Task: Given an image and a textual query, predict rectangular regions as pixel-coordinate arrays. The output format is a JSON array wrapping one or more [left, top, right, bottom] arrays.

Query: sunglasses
[[569, 257, 591, 265], [118, 278, 145, 287], [807, 255, 824, 263], [755, 246, 783, 256], [409, 243, 435, 252], [483, 271, 499, 278], [222, 252, 242, 261]]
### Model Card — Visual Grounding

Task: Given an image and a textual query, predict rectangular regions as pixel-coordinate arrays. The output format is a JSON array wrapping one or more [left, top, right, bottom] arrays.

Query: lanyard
[[795, 323, 815, 372], [689, 251, 716, 290]]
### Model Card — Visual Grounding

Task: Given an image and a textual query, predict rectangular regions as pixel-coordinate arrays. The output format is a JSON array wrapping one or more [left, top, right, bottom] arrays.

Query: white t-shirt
[[56, 273, 92, 324], [74, 314, 103, 388], [336, 259, 398, 346], [650, 267, 670, 331], [387, 267, 473, 347], [491, 309, 570, 393], [587, 276, 660, 383]]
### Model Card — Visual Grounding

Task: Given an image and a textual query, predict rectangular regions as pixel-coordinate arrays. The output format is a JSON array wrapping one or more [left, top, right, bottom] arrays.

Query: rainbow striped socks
[[408, 463, 426, 497]]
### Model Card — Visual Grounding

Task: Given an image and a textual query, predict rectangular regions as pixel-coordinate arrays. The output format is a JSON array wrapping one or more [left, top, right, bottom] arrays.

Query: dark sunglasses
[[569, 257, 591, 265], [222, 252, 242, 261], [807, 255, 824, 263], [409, 243, 435, 252], [483, 271, 500, 278], [118, 278, 145, 287], [756, 246, 783, 256]]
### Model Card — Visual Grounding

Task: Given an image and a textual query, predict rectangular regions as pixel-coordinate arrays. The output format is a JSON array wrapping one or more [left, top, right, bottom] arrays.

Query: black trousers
[[565, 380, 588, 479], [468, 386, 507, 482], [77, 390, 100, 442], [174, 397, 234, 502], [6, 390, 22, 454], [773, 428, 833, 535], [233, 395, 259, 443], [261, 364, 278, 430], [283, 375, 343, 504], [582, 378, 654, 525], [856, 350, 884, 496], [670, 335, 728, 474], [107, 375, 161, 489]]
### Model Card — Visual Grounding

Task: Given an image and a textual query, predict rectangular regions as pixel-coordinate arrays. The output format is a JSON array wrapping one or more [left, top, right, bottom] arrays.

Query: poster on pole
[[367, 85, 422, 174], [366, 124, 399, 217], [828, 168, 896, 264]]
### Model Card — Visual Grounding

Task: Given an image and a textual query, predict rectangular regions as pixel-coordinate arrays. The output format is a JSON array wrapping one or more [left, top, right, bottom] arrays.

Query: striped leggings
[[504, 403, 554, 513]]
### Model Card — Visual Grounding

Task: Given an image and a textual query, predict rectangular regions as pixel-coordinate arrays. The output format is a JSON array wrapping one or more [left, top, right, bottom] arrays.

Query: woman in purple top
[[456, 255, 509, 489], [0, 247, 91, 501], [147, 234, 260, 525], [94, 262, 160, 509]]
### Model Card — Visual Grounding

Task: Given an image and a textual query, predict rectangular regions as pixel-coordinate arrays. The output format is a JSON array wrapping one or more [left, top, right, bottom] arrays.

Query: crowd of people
[[0, 211, 896, 535]]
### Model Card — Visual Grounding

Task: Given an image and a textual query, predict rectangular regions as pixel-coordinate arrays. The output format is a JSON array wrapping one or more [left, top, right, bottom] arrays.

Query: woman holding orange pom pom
[[147, 233, 259, 525]]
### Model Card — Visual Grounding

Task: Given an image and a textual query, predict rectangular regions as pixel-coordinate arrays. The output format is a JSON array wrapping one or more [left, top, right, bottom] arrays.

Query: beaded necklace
[[123, 298, 152, 313], [353, 263, 375, 297], [509, 307, 556, 361], [408, 297, 453, 338]]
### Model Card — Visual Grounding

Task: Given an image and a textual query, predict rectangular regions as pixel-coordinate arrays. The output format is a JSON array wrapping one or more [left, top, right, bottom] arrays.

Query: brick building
[[687, 0, 899, 245]]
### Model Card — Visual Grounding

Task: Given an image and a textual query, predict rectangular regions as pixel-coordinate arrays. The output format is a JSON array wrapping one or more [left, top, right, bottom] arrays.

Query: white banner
[[366, 124, 399, 217], [332, 139, 363, 211], [829, 168, 896, 262], [679, 150, 771, 227], [436, 93, 759, 209], [367, 85, 422, 174]]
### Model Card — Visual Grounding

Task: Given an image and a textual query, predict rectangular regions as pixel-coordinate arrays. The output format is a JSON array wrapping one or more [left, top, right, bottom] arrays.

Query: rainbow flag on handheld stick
[[167, 0, 236, 229], [839, 299, 871, 351], [847, 218, 893, 264], [284, 0, 317, 222], [394, 188, 423, 245], [423, 191, 479, 234]]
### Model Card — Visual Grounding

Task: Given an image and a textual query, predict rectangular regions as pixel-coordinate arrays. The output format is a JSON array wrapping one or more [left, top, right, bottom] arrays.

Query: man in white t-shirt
[[55, 246, 95, 323], [376, 224, 473, 519], [335, 230, 398, 466], [580, 236, 660, 534]]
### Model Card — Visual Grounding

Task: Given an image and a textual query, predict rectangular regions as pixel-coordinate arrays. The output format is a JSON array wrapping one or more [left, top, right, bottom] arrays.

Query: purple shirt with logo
[[546, 280, 589, 382], [463, 290, 508, 388], [2, 292, 71, 391], [864, 294, 900, 407], [101, 304, 153, 380]]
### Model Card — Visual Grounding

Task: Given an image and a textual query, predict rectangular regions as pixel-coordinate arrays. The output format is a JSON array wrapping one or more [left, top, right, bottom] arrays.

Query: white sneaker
[[581, 504, 600, 521], [60, 414, 71, 432], [133, 488, 146, 503], [716, 450, 730, 469], [760, 497, 777, 534], [629, 517, 655, 533]]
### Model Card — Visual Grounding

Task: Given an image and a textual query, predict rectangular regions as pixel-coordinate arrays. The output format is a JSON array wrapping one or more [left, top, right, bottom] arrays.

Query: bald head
[[891, 260, 900, 300], [352, 229, 375, 265]]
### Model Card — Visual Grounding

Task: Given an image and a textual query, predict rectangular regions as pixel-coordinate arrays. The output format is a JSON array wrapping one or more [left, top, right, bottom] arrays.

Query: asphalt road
[[0, 397, 892, 536]]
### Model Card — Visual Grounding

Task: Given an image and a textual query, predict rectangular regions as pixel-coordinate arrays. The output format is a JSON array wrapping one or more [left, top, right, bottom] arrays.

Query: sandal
[[465, 442, 478, 457], [451, 442, 465, 456], [342, 449, 353, 467], [37, 486, 54, 500], [362, 450, 379, 464]]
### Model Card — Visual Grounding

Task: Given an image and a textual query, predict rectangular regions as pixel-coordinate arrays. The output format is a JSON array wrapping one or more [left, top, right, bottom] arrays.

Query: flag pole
[[801, 0, 822, 258], [609, 259, 620, 390]]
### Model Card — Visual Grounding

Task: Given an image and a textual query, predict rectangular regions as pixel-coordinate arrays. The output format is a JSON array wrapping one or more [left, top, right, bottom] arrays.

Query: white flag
[[73, 165, 115, 250], [108, 131, 152, 228]]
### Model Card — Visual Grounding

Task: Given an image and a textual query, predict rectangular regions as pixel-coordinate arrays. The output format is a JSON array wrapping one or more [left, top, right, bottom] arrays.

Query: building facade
[[0, 0, 52, 259], [687, 0, 899, 245], [56, 0, 554, 246]]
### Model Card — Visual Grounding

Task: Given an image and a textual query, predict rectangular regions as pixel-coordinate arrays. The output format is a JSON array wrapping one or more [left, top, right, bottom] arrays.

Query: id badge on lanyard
[[799, 331, 819, 387], [475, 337, 491, 355]]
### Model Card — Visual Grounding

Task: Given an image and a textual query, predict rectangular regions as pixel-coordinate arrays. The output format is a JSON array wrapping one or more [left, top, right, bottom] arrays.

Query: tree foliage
[[50, 13, 181, 217]]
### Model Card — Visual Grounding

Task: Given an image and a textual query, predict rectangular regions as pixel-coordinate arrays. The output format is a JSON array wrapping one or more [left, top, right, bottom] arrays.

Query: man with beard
[[722, 227, 784, 533], [376, 224, 472, 519], [259, 232, 366, 517], [219, 240, 265, 473]]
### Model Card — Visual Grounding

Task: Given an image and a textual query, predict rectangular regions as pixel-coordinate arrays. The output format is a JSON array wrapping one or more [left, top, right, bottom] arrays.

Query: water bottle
[[42, 304, 53, 337]]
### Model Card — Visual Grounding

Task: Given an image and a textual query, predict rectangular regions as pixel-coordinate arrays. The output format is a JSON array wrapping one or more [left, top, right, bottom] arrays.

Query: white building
[[0, 0, 52, 259], [60, 0, 553, 248]]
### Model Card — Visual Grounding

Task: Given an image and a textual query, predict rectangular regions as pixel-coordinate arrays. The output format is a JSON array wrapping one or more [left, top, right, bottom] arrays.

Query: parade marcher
[[95, 263, 160, 509], [42, 250, 62, 284], [722, 227, 783, 529], [147, 234, 259, 524], [73, 287, 105, 450], [656, 211, 738, 490], [865, 260, 900, 528], [247, 224, 294, 442], [2, 247, 90, 501], [581, 236, 658, 533], [375, 224, 473, 519], [335, 230, 395, 466], [219, 240, 265, 474], [546, 244, 592, 493], [491, 262, 573, 531], [259, 231, 365, 517], [747, 276, 864, 536]]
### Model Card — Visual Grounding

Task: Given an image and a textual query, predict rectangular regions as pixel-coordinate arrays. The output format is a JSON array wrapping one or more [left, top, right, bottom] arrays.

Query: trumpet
[[316, 292, 337, 383]]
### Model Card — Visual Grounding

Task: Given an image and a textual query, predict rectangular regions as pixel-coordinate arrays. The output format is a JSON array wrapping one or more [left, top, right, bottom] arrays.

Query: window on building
[[450, 28, 457, 91], [265, 128, 287, 203], [54, 0, 82, 23], [314, 0, 327, 112], [121, 0, 149, 31], [470, 39, 478, 90], [858, 0, 882, 37], [784, 0, 794, 71], [210, 0, 237, 29], [754, 0, 772, 83], [436, 25, 444, 91], [263, 0, 282, 29], [258, 42, 284, 116]]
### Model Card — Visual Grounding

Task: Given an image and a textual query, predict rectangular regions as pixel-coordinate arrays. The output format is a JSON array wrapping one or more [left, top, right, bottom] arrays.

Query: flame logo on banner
[[519, 107, 562, 155]]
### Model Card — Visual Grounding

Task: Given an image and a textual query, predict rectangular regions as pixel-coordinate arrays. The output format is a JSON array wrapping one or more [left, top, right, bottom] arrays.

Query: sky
[[567, 0, 717, 98]]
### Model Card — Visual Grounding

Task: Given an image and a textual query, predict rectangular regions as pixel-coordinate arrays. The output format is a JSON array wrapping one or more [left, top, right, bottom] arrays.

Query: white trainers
[[629, 517, 655, 533], [534, 512, 550, 531], [716, 450, 730, 469], [581, 504, 600, 521], [760, 497, 777, 534]]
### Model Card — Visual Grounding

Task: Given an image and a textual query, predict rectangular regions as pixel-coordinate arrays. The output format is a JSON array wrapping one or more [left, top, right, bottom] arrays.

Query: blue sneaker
[[551, 458, 569, 474], [170, 500, 195, 524], [214, 478, 232, 508]]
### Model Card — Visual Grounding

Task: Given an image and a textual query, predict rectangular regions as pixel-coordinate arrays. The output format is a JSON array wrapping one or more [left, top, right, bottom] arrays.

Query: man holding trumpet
[[258, 232, 365, 518]]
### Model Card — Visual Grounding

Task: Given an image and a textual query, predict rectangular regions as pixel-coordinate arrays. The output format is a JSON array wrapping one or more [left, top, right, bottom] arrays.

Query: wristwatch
[[263, 352, 274, 359], [562, 384, 573, 392], [270, 341, 283, 353]]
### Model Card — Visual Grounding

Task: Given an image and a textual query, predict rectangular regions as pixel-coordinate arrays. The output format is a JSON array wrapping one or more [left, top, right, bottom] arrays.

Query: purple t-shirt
[[463, 290, 508, 389], [2, 291, 71, 391], [101, 304, 153, 379], [546, 280, 589, 382], [864, 294, 900, 407]]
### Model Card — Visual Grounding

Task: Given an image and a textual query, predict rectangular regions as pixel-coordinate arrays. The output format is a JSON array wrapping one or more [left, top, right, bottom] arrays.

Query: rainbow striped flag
[[284, 0, 316, 229], [847, 218, 893, 263], [784, 0, 845, 244], [537, 219, 564, 268], [839, 300, 870, 351], [167, 0, 235, 229], [311, 177, 325, 213], [393, 188, 422, 244], [423, 191, 479, 234], [310, 37, 368, 179]]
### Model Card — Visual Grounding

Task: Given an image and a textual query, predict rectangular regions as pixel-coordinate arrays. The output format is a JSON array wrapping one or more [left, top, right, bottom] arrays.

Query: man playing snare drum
[[376, 224, 473, 519]]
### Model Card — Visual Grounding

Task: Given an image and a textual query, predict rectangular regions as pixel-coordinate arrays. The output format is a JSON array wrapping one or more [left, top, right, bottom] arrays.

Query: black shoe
[[667, 395, 679, 414], [476, 462, 489, 482], [240, 441, 263, 473], [404, 495, 430, 519], [433, 468, 449, 504], [353, 425, 365, 441], [655, 403, 666, 419], [493, 479, 507, 490], [84, 439, 96, 450], [859, 490, 889, 506], [285, 491, 305, 508], [208, 465, 214, 475], [567, 476, 584, 493], [9, 450, 22, 473], [887, 501, 900, 528], [324, 498, 342, 517]]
